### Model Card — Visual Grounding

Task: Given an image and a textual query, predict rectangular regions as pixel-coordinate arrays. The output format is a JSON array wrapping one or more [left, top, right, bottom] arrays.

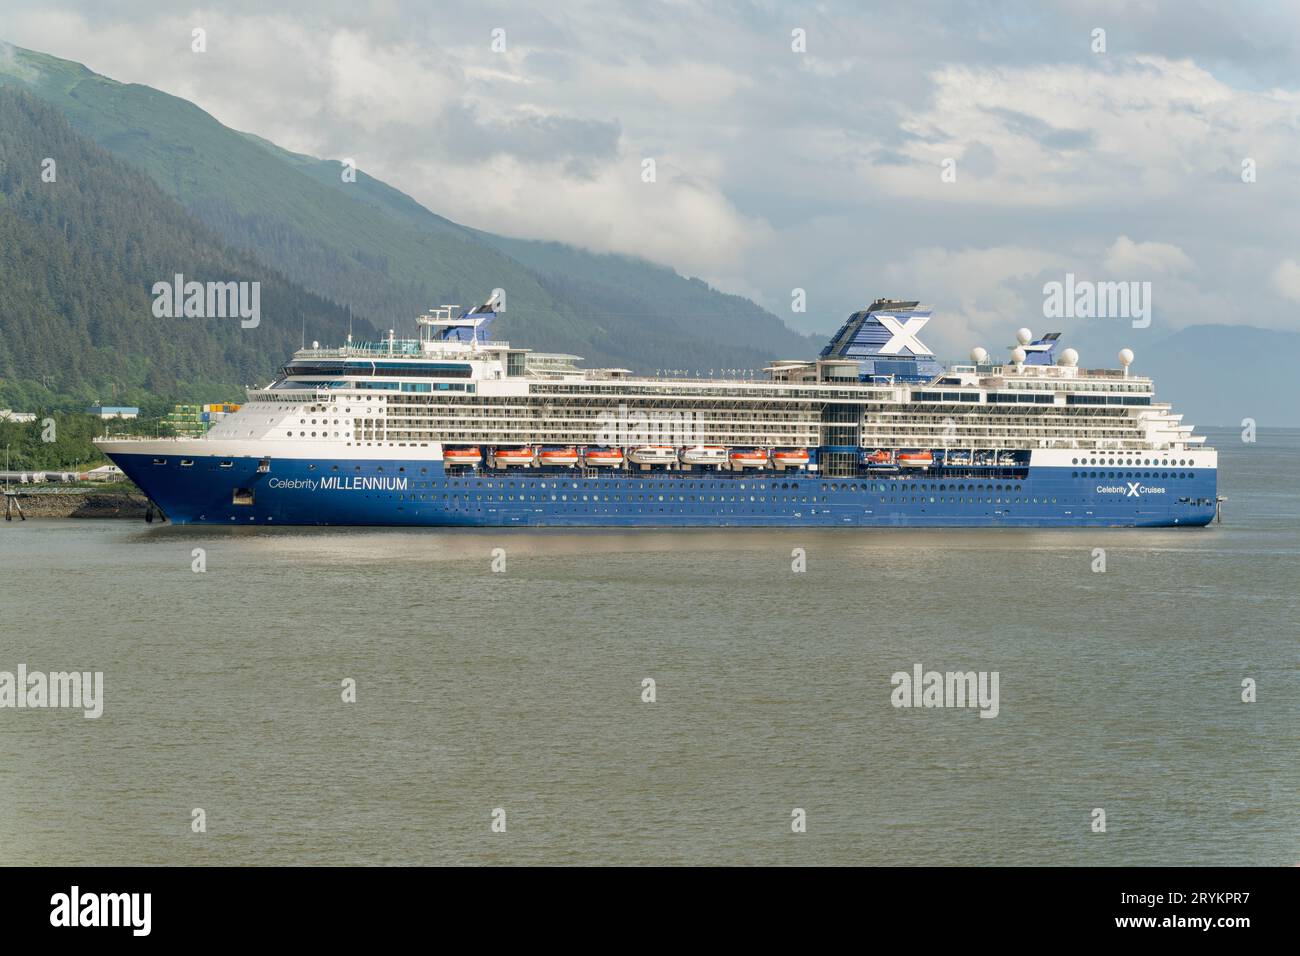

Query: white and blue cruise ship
[[96, 295, 1219, 527]]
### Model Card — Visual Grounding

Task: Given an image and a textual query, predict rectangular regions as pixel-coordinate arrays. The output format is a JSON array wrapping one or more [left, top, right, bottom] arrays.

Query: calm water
[[1, 427, 1296, 865]]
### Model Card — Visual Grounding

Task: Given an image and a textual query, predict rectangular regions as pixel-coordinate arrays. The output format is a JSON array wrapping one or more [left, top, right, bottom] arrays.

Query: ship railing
[[1000, 365, 1138, 380], [94, 434, 199, 443], [292, 341, 511, 359]]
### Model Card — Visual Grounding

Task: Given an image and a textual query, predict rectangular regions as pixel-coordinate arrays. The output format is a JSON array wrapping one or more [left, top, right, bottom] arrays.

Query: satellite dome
[[1118, 348, 1134, 367], [1058, 347, 1079, 367], [1011, 346, 1027, 364], [1016, 328, 1033, 346], [970, 346, 988, 364]]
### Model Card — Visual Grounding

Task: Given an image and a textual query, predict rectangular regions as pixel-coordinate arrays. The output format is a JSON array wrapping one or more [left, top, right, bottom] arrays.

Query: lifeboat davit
[[864, 449, 894, 465], [897, 451, 934, 468], [628, 445, 678, 465], [772, 448, 810, 469], [494, 446, 535, 467], [538, 446, 580, 467], [583, 447, 624, 467], [681, 445, 727, 466], [729, 449, 769, 469], [443, 446, 482, 466]]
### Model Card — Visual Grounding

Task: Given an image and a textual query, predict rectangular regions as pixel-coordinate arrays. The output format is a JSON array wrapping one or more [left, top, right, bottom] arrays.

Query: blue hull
[[107, 453, 1218, 528]]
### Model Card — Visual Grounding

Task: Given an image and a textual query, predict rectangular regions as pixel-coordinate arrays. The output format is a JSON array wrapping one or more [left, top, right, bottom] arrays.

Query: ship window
[[220, 461, 233, 468], [232, 488, 254, 506], [180, 460, 194, 467]]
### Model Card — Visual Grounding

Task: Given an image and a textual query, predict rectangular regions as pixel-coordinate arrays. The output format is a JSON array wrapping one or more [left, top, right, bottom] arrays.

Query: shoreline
[[3, 489, 149, 519]]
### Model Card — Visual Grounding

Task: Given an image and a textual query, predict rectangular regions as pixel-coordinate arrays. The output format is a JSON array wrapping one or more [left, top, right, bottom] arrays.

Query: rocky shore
[[3, 490, 150, 519]]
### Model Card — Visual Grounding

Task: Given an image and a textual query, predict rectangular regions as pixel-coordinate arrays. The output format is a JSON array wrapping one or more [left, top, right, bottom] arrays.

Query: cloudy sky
[[4, 0, 1298, 356]]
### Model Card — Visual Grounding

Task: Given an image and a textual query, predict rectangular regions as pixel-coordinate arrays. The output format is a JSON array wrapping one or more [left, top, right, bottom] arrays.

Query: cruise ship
[[96, 295, 1219, 528]]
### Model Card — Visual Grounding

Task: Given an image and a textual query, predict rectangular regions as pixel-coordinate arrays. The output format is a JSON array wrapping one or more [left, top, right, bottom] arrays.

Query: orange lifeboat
[[494, 446, 535, 467], [443, 446, 482, 466], [538, 446, 580, 466], [583, 447, 624, 467], [772, 448, 810, 468], [897, 451, 934, 468], [729, 449, 769, 469], [864, 449, 893, 465]]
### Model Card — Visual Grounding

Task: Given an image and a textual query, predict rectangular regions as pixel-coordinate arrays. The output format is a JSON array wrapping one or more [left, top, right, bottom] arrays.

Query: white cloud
[[1103, 236, 1195, 276], [1272, 259, 1300, 303], [882, 246, 1071, 352], [401, 153, 770, 274], [861, 56, 1300, 208], [322, 30, 462, 132], [578, 58, 754, 112]]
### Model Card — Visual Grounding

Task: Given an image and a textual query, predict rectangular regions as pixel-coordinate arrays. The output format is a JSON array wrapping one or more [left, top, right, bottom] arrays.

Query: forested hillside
[[0, 43, 819, 375], [0, 86, 373, 411]]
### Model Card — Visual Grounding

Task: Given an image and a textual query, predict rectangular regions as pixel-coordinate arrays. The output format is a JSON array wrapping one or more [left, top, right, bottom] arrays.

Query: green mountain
[[0, 42, 818, 375], [0, 86, 372, 412]]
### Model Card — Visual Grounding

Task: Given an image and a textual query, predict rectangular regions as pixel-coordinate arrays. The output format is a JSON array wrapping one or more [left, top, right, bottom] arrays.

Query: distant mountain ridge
[[1027, 319, 1300, 428], [0, 42, 819, 378]]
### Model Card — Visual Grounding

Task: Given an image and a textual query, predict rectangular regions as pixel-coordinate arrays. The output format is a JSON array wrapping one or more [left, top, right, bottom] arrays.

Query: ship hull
[[103, 450, 1218, 528]]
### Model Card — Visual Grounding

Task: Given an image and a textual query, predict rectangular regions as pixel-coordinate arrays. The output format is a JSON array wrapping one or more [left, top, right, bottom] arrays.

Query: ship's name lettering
[[268, 476, 408, 492], [1096, 483, 1165, 497]]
